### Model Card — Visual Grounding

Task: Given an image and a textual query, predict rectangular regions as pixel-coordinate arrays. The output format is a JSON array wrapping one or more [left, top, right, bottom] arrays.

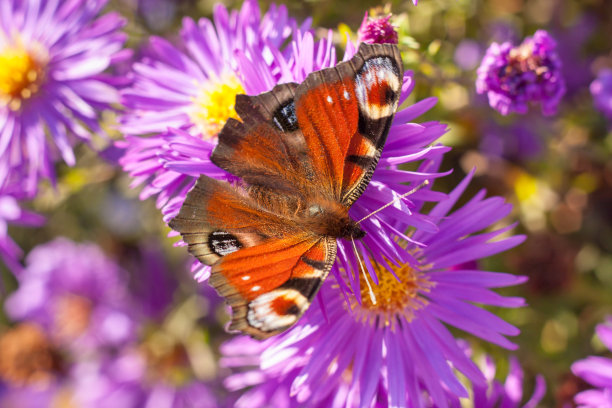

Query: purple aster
[[471, 353, 546, 408], [572, 317, 612, 408], [0, 237, 222, 407], [0, 0, 128, 193], [357, 12, 398, 45], [4, 238, 136, 351], [476, 30, 566, 116], [221, 171, 526, 407], [591, 69, 612, 121]]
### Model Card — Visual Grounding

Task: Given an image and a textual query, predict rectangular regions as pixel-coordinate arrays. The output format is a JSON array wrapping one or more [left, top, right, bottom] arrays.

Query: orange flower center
[[352, 259, 433, 330]]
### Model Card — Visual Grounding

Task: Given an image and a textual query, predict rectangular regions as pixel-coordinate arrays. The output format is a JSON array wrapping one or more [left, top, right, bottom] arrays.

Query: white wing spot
[[343, 90, 350, 100], [242, 276, 250, 281], [326, 95, 333, 103], [251, 285, 261, 292]]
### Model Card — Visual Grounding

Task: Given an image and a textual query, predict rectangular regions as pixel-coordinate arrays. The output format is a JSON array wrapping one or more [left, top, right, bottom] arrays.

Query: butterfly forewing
[[293, 43, 403, 204], [170, 43, 403, 339]]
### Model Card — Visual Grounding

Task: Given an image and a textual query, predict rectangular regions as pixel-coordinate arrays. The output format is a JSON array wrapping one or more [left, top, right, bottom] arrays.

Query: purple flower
[[357, 12, 398, 45], [222, 171, 526, 407], [5, 238, 136, 350], [472, 354, 546, 408], [572, 317, 612, 408], [591, 69, 612, 121], [0, 237, 222, 407], [0, 0, 128, 193], [476, 30, 566, 116]]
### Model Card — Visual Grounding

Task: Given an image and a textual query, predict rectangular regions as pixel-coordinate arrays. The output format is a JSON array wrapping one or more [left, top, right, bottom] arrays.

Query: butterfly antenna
[[351, 236, 377, 305], [357, 180, 430, 224]]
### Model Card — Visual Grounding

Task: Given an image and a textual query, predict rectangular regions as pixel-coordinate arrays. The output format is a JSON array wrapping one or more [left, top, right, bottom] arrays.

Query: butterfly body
[[170, 43, 403, 339]]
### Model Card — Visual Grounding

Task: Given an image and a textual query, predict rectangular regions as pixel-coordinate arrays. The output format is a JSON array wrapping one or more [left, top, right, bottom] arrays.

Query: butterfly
[[169, 43, 403, 339]]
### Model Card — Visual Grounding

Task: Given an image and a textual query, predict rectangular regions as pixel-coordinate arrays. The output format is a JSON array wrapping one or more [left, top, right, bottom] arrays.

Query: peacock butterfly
[[169, 43, 403, 339]]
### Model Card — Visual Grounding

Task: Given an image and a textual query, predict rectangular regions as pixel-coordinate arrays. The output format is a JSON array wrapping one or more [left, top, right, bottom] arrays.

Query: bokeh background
[[2, 0, 612, 406]]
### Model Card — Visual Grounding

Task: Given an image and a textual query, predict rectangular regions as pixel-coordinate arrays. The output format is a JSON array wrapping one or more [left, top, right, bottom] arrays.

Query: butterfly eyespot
[[209, 231, 242, 256], [356, 56, 401, 120], [272, 101, 298, 132], [246, 289, 308, 332]]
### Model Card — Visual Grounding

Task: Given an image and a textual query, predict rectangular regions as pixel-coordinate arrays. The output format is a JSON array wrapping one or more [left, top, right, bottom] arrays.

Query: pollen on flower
[[0, 323, 62, 387], [189, 73, 245, 139], [0, 42, 47, 111], [351, 259, 433, 330]]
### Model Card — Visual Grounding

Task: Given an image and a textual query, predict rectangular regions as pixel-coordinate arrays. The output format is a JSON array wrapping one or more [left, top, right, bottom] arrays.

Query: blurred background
[[2, 0, 612, 406]]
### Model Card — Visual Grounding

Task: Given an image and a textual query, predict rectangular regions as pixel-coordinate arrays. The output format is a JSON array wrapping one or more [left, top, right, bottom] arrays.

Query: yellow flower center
[[189, 73, 245, 139], [0, 42, 47, 111], [352, 259, 433, 330]]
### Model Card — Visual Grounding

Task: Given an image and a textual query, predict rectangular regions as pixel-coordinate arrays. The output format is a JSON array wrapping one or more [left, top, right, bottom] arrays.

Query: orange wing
[[293, 43, 403, 204], [212, 235, 336, 339], [169, 176, 336, 339], [211, 43, 403, 206]]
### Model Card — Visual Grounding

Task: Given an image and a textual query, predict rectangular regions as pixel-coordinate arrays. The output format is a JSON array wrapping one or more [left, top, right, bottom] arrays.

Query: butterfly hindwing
[[168, 176, 283, 265], [212, 235, 336, 339], [169, 176, 337, 339]]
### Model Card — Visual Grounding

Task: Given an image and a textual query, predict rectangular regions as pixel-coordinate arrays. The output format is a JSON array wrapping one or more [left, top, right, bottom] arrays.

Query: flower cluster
[[0, 1, 569, 407], [476, 30, 565, 116], [0, 238, 220, 407]]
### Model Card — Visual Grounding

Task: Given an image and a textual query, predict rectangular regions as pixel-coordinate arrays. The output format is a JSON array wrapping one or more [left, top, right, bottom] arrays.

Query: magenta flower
[[572, 317, 612, 408], [222, 172, 526, 407], [0, 0, 128, 193], [357, 12, 398, 45], [591, 69, 612, 121], [476, 30, 565, 116]]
